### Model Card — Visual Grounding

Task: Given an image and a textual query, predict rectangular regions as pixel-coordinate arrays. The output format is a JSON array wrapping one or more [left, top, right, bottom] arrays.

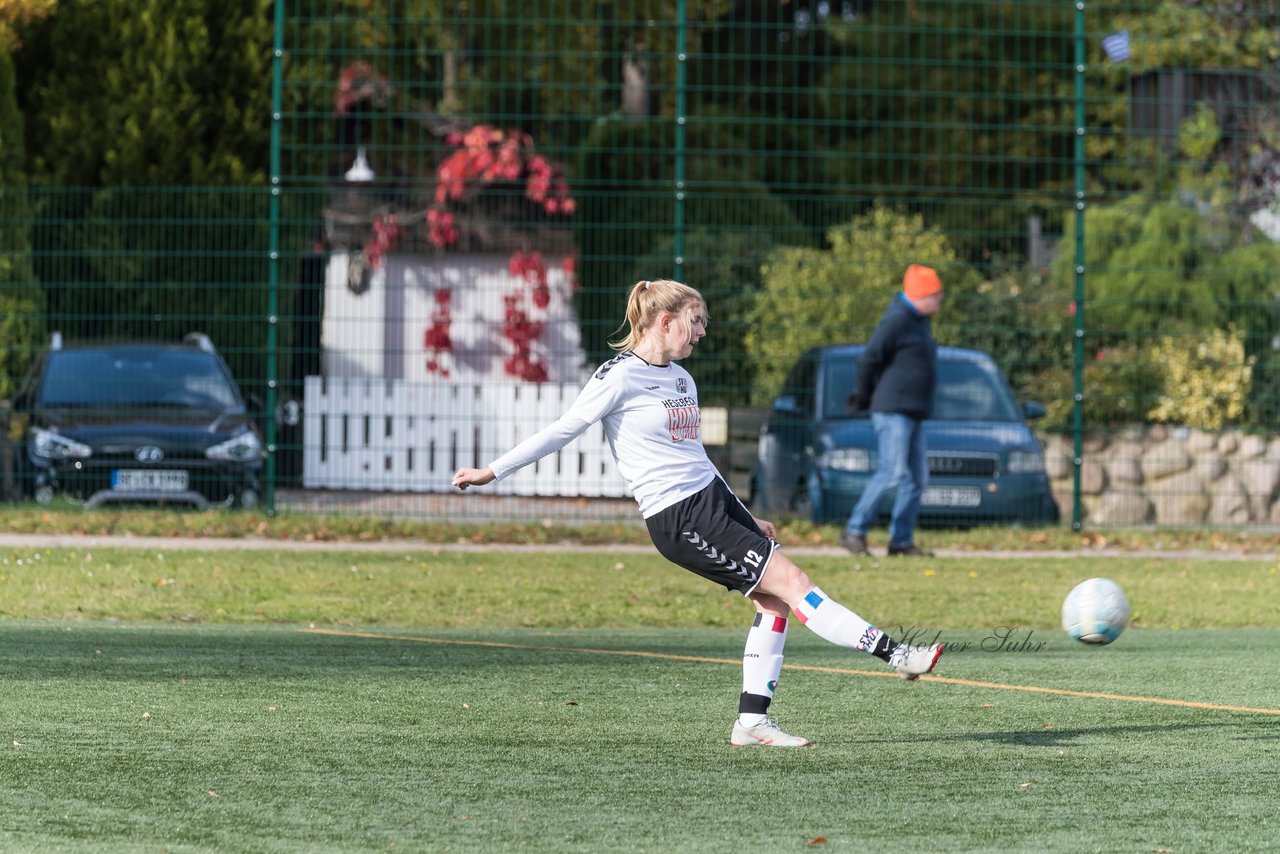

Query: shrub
[[1035, 328, 1255, 432], [573, 117, 805, 366], [1205, 240, 1280, 429], [1049, 199, 1232, 340], [1147, 326, 1254, 430], [941, 267, 1073, 402], [1033, 343, 1164, 430]]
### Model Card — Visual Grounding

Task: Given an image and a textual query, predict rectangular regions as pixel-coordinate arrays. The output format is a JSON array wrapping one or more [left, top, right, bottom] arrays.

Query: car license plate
[[112, 469, 190, 492], [921, 486, 981, 508]]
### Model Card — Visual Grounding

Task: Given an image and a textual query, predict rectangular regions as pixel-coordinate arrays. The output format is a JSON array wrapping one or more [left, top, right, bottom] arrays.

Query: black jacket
[[853, 294, 937, 420]]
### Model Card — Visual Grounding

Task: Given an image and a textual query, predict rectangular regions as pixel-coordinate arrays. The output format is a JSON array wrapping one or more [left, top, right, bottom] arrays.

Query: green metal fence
[[4, 1, 1279, 529]]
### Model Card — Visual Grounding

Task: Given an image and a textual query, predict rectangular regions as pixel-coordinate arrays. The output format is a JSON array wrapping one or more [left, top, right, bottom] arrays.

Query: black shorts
[[645, 478, 777, 595]]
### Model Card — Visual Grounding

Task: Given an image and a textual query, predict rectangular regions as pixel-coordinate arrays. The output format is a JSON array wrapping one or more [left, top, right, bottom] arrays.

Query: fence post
[[265, 0, 285, 515], [673, 0, 687, 282], [1071, 0, 1088, 532]]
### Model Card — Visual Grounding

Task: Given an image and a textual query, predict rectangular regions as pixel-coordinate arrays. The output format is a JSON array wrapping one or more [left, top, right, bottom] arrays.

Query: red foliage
[[333, 74, 577, 384], [357, 121, 574, 271], [562, 252, 578, 292], [425, 208, 458, 249], [509, 250, 551, 309], [423, 289, 453, 378], [427, 125, 575, 250], [501, 289, 547, 383], [362, 215, 403, 271]]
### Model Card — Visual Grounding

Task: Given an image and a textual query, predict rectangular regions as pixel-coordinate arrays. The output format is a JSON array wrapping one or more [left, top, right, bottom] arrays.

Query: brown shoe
[[839, 531, 869, 555], [887, 544, 934, 557]]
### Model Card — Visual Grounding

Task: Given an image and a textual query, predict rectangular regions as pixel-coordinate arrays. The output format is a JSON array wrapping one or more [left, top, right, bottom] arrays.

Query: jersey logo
[[682, 530, 757, 583], [667, 405, 699, 442], [676, 377, 687, 394], [594, 353, 631, 380]]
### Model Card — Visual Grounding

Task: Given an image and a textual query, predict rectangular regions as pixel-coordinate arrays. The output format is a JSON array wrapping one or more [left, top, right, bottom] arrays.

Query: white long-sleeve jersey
[[487, 352, 718, 518]]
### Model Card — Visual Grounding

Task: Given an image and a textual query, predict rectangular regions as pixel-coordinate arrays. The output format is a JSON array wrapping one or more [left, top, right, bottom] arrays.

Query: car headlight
[[818, 447, 873, 472], [31, 428, 92, 460], [206, 430, 263, 462], [1007, 450, 1046, 474]]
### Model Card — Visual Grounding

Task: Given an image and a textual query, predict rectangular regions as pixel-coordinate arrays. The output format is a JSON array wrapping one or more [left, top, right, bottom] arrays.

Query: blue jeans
[[844, 412, 928, 548]]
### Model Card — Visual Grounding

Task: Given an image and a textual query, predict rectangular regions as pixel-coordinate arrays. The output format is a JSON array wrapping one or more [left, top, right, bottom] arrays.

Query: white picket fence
[[302, 376, 632, 497]]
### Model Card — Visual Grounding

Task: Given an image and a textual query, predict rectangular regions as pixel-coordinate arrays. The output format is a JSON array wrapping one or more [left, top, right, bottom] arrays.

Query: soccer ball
[[1061, 577, 1130, 645]]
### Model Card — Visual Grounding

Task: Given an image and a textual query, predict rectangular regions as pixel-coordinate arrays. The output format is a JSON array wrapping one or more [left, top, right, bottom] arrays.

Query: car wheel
[[1043, 492, 1061, 524], [788, 489, 813, 522]]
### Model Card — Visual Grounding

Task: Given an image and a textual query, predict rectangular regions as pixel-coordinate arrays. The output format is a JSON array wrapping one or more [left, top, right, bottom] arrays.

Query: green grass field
[[2, 541, 1279, 851]]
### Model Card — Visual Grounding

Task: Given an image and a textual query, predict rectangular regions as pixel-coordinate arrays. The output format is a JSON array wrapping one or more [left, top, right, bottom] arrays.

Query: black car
[[751, 344, 1059, 527], [9, 333, 264, 509]]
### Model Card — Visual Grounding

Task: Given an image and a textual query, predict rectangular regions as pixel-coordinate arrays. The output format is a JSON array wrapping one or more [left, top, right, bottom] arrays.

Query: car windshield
[[38, 348, 242, 410], [823, 354, 1021, 421]]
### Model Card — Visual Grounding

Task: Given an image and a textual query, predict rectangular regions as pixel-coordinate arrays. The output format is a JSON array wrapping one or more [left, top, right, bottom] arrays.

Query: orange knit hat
[[903, 264, 942, 299]]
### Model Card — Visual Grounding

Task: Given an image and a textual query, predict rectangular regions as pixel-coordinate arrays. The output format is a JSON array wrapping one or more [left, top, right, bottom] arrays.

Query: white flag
[[1102, 30, 1131, 62]]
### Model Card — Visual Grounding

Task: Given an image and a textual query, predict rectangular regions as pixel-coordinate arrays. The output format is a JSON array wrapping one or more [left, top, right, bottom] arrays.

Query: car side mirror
[[276, 398, 302, 427], [1022, 401, 1047, 421]]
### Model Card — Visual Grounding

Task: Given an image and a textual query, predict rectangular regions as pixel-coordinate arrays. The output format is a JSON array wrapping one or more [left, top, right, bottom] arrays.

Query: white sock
[[792, 586, 887, 655], [738, 613, 788, 725]]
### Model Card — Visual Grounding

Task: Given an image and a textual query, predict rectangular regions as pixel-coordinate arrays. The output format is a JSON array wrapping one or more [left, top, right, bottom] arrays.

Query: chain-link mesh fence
[[3, 1, 1279, 529]]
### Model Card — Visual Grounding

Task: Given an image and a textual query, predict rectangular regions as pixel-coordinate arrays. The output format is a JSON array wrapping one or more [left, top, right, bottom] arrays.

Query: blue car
[[750, 344, 1059, 527]]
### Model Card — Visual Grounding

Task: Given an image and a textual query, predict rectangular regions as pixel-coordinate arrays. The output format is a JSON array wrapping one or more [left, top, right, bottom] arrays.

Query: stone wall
[[1041, 427, 1280, 527]]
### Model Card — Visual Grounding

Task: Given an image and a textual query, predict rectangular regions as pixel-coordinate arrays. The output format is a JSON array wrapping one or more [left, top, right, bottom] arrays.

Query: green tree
[[10, 0, 296, 392], [0, 35, 44, 401], [275, 0, 733, 182], [0, 0, 57, 43], [1083, 1, 1278, 194], [1050, 106, 1280, 349], [14, 0, 272, 186], [808, 1, 1279, 258], [573, 116, 805, 367], [686, 0, 848, 222], [429, 0, 730, 148], [815, 1, 1077, 263]]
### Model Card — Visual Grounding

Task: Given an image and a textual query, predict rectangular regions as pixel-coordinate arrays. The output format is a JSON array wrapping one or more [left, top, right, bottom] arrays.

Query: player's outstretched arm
[[452, 467, 495, 490]]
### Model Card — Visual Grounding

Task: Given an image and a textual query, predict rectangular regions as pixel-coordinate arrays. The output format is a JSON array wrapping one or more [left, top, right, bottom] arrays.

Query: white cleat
[[730, 718, 812, 747], [889, 642, 945, 680]]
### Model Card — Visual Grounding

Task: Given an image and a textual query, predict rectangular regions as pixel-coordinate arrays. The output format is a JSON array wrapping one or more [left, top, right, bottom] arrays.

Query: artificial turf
[[2, 619, 1277, 852]]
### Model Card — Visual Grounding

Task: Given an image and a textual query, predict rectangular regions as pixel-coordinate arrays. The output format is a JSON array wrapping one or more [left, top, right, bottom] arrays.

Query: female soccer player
[[452, 278, 943, 747]]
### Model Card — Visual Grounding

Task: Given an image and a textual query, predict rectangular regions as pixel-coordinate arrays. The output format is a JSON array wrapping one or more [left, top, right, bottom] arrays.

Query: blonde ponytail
[[609, 279, 708, 352]]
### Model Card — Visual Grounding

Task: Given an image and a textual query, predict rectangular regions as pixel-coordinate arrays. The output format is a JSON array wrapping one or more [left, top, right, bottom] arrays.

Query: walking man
[[841, 264, 943, 558]]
